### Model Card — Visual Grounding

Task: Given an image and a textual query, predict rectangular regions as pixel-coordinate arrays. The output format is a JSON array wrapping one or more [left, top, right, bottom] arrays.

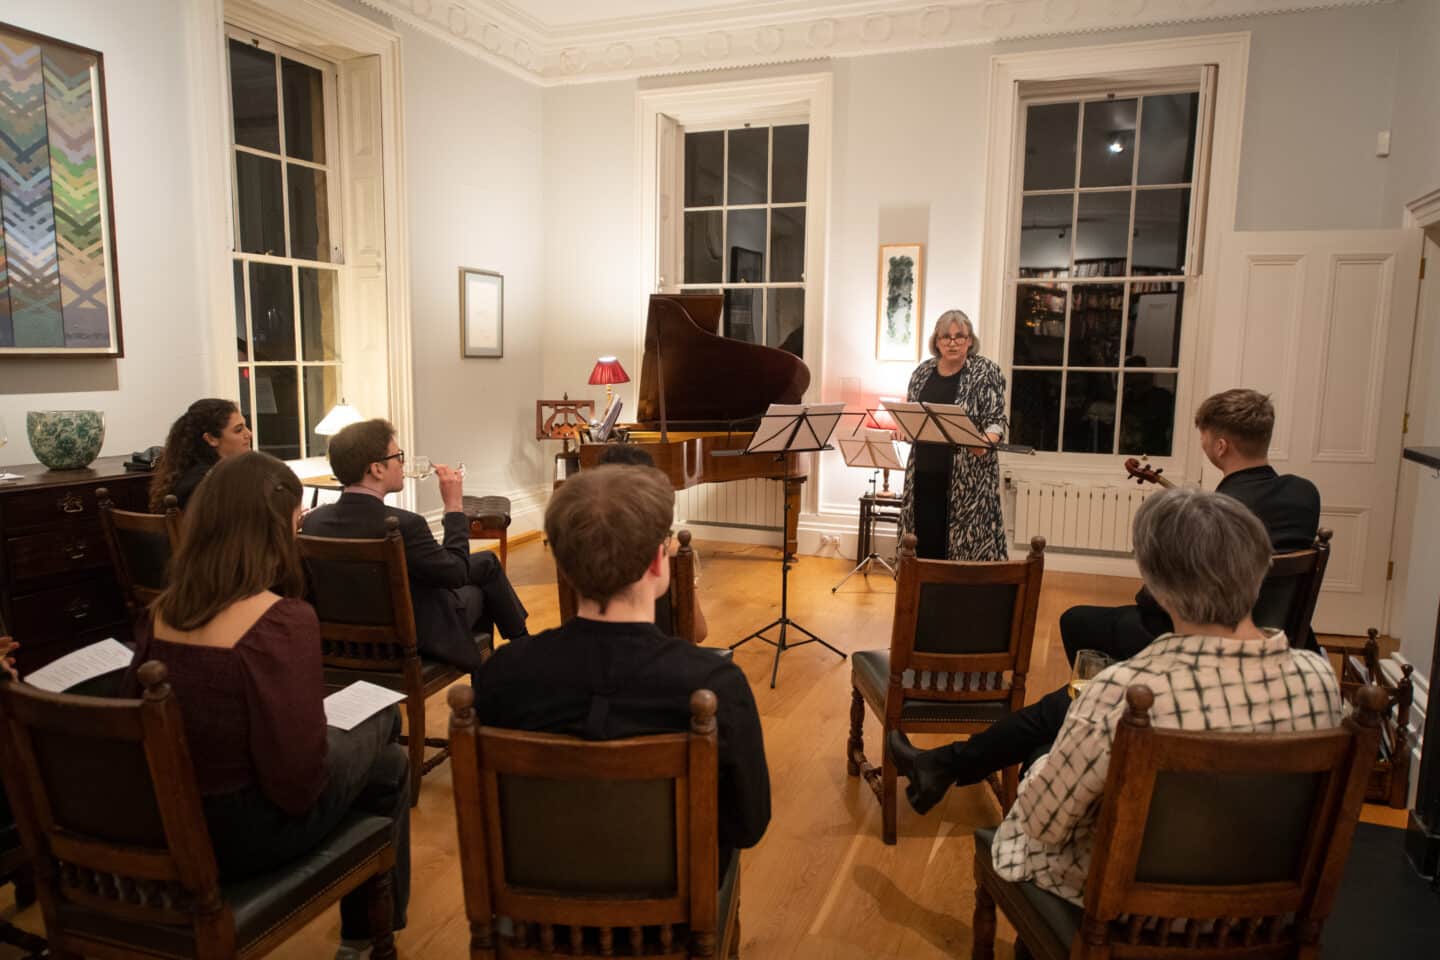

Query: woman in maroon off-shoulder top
[[130, 452, 409, 952]]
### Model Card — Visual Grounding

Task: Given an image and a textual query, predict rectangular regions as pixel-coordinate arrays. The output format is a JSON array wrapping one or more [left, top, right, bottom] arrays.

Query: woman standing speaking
[[898, 310, 1008, 561]]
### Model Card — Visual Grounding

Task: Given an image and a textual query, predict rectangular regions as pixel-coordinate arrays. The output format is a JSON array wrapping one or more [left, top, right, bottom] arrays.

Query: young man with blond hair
[[474, 464, 770, 862]]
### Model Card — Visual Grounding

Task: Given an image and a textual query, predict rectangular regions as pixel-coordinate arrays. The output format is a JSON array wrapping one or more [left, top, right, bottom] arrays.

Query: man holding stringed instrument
[[889, 388, 1322, 815]]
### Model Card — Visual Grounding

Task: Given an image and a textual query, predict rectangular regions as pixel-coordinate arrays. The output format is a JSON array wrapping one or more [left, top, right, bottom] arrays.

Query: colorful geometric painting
[[0, 23, 120, 355]]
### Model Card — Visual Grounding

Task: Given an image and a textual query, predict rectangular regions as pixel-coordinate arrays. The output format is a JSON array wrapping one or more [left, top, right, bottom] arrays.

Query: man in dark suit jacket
[[890, 389, 1323, 815], [301, 419, 528, 674], [475, 464, 769, 865]]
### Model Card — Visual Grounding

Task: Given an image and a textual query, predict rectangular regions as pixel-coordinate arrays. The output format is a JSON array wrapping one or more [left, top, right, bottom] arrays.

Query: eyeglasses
[[938, 333, 970, 343], [378, 449, 405, 464]]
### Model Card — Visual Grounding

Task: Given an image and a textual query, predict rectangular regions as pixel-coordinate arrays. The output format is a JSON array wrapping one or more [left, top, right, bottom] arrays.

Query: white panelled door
[[1211, 229, 1423, 636]]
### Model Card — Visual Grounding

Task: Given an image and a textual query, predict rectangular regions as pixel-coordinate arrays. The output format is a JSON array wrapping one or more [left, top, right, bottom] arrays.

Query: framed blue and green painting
[[0, 23, 122, 356]]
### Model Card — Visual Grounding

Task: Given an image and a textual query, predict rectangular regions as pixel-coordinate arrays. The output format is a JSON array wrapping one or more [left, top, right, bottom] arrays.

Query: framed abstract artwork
[[876, 243, 924, 363], [460, 267, 503, 358], [0, 23, 122, 356]]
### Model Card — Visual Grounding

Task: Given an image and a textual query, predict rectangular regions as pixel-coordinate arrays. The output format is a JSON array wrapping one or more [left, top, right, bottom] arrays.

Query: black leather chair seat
[[975, 827, 1079, 955], [58, 812, 393, 957], [324, 658, 462, 693], [462, 495, 512, 529], [852, 650, 1011, 723]]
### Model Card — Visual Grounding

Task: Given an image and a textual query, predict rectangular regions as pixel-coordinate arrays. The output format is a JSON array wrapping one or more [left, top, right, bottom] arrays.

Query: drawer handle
[[57, 493, 85, 514], [64, 539, 88, 561], [65, 599, 92, 621]]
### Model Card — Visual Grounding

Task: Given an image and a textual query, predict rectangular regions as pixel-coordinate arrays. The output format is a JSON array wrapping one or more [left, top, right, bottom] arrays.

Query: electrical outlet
[[1377, 130, 1391, 157]]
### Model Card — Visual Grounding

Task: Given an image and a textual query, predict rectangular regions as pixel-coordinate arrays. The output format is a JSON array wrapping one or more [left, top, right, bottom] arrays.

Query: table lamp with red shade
[[588, 356, 630, 407], [865, 397, 904, 496]]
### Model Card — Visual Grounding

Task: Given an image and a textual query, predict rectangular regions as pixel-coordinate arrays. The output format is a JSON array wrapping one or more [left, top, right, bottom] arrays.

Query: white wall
[[397, 22, 548, 515], [1382, 0, 1440, 220], [0, 0, 213, 466]]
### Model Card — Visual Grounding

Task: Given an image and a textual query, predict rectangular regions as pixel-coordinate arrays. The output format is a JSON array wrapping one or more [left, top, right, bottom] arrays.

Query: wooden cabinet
[[0, 457, 150, 674]]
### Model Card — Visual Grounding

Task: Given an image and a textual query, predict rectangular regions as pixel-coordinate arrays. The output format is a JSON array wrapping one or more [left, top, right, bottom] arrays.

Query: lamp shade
[[866, 397, 902, 434], [315, 401, 364, 436], [588, 356, 630, 386]]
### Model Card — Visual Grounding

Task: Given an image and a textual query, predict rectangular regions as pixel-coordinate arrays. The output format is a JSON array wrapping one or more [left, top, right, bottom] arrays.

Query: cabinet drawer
[[5, 526, 110, 581], [9, 577, 127, 645], [0, 477, 149, 529]]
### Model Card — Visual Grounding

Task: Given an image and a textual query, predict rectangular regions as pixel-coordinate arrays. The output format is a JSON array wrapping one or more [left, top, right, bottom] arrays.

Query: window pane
[[287, 164, 331, 262], [228, 40, 280, 153], [723, 288, 762, 344], [727, 127, 768, 205], [1019, 194, 1073, 277], [767, 288, 804, 357], [1063, 371, 1118, 453], [770, 207, 805, 282], [282, 58, 326, 163], [1023, 102, 1078, 190], [684, 130, 723, 207], [1120, 372, 1177, 456], [726, 209, 766, 282], [236, 152, 285, 255], [1080, 98, 1137, 188], [1073, 192, 1130, 274], [1010, 371, 1061, 452], [1013, 283, 1066, 366], [1067, 283, 1124, 367], [684, 211, 722, 283], [1132, 188, 1190, 275], [299, 268, 338, 361], [1126, 282, 1184, 368], [304, 365, 339, 457], [772, 125, 808, 203], [254, 365, 300, 460], [249, 263, 296, 361], [1138, 93, 1198, 185], [233, 262, 248, 361], [238, 368, 252, 422]]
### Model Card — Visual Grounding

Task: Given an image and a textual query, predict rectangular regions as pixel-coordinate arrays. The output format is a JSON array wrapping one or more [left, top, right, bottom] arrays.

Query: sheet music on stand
[[882, 400, 993, 447], [837, 427, 905, 471], [744, 402, 848, 454]]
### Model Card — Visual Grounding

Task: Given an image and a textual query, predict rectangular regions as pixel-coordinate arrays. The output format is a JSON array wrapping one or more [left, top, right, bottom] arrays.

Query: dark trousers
[[913, 471, 950, 560], [459, 551, 528, 640], [1058, 602, 1172, 667], [202, 710, 410, 940], [939, 686, 1073, 784]]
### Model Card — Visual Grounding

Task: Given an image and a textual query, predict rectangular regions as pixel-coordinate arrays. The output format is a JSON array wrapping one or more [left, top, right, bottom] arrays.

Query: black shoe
[[886, 730, 952, 815]]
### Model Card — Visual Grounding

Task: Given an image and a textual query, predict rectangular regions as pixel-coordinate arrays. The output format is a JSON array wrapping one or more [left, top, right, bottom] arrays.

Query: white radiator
[[1012, 482, 1156, 554], [675, 478, 781, 530]]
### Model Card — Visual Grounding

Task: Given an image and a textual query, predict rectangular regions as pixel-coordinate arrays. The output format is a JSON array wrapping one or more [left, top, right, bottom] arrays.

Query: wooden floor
[[0, 538, 1405, 958]]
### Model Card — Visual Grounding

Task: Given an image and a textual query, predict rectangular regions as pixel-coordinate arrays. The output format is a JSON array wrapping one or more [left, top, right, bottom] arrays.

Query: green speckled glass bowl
[[26, 410, 106, 471]]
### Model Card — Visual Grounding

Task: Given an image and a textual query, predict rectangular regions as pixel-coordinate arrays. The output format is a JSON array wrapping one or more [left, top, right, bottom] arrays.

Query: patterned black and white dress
[[898, 355, 1008, 561]]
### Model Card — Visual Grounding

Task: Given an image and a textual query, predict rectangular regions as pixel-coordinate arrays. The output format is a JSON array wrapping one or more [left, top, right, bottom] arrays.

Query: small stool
[[463, 495, 513, 570]]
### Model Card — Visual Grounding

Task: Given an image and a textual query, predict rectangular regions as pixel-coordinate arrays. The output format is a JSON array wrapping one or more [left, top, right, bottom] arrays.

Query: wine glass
[[403, 455, 433, 481], [1069, 649, 1115, 700]]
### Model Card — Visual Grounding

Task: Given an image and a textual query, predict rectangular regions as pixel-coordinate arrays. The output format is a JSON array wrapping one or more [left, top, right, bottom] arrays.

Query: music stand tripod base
[[832, 550, 895, 592]]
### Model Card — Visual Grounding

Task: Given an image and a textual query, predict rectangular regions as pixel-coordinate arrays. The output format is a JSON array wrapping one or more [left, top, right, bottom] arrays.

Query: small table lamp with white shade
[[315, 400, 364, 437]]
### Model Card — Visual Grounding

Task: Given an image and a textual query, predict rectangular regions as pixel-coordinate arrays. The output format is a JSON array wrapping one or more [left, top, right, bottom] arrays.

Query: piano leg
[[785, 478, 802, 558]]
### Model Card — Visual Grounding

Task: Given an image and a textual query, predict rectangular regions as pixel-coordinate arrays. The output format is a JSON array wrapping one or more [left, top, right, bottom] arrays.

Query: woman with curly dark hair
[[149, 398, 252, 510]]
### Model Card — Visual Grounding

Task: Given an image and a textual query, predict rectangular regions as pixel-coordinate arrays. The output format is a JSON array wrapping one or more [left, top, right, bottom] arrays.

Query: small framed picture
[[460, 267, 503, 358], [876, 243, 924, 362]]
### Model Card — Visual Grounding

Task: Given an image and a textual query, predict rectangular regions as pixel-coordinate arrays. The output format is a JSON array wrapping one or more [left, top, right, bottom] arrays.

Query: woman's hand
[[0, 636, 19, 681], [968, 432, 1002, 457]]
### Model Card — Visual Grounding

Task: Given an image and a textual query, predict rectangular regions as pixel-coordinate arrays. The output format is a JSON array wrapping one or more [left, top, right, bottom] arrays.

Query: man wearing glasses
[[302, 418, 529, 677]]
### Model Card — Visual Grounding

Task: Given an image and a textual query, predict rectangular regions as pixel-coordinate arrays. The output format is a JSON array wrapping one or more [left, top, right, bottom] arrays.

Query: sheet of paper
[[324, 681, 406, 731], [747, 402, 848, 453], [26, 638, 134, 693], [0, 473, 21, 482], [882, 401, 946, 443], [794, 402, 847, 450], [838, 428, 906, 469]]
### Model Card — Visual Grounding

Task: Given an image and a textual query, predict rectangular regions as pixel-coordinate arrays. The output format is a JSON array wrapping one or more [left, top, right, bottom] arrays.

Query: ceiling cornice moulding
[[352, 0, 1392, 86]]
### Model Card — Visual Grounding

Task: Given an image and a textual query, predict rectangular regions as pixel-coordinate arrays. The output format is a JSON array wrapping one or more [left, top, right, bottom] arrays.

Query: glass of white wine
[[1069, 649, 1115, 699], [404, 457, 466, 481]]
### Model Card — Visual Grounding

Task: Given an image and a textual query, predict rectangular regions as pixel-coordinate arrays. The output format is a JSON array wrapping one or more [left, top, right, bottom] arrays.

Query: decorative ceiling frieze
[[351, 0, 1392, 85]]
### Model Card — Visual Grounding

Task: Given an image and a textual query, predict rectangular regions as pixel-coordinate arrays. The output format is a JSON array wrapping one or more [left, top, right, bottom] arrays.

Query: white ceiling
[[496, 0, 907, 34]]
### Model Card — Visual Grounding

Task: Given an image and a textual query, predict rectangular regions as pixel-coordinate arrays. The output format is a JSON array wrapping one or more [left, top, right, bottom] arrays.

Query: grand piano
[[577, 293, 812, 553]]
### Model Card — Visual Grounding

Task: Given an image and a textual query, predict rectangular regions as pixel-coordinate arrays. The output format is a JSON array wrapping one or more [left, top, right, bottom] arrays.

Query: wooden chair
[[463, 495, 513, 571], [1252, 529, 1332, 646], [298, 516, 465, 806], [1340, 628, 1414, 808], [0, 663, 398, 960], [96, 488, 182, 618], [447, 684, 740, 960], [972, 683, 1386, 960], [848, 533, 1046, 844], [556, 529, 701, 643]]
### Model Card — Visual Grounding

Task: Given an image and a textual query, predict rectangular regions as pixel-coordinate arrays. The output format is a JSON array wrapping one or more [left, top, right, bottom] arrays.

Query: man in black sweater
[[890, 389, 1322, 814], [475, 464, 770, 863], [301, 419, 528, 675]]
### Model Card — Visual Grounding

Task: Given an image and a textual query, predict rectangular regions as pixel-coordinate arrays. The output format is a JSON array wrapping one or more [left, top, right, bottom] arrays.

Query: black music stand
[[882, 401, 1033, 455], [722, 403, 848, 688]]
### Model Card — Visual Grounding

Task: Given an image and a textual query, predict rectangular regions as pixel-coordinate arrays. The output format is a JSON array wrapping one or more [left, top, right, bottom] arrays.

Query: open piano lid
[[636, 293, 811, 432]]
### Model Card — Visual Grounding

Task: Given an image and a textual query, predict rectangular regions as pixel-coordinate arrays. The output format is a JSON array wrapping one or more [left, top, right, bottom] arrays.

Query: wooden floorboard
[[0, 537, 1403, 958]]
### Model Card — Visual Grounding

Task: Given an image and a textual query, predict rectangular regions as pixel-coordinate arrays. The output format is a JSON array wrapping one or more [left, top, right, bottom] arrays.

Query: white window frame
[[979, 34, 1250, 487], [224, 26, 343, 459], [185, 0, 415, 501]]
